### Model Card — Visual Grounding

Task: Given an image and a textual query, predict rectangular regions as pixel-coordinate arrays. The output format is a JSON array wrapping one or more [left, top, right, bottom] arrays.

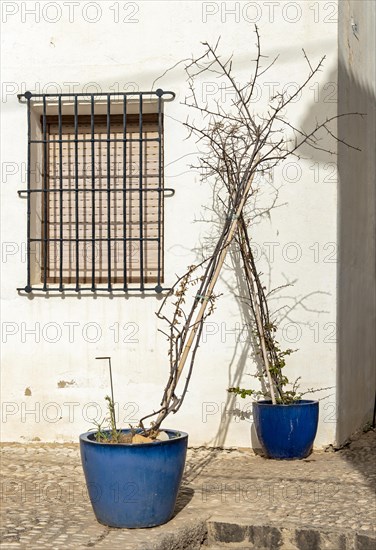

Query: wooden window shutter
[[45, 113, 163, 286]]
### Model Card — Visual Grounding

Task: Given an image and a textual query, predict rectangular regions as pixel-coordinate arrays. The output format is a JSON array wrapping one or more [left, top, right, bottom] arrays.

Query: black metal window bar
[[17, 90, 175, 294]]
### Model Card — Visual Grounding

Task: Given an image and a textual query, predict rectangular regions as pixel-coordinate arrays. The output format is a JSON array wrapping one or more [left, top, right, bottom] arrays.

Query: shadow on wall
[[293, 50, 375, 446], [336, 61, 376, 444], [291, 47, 376, 498]]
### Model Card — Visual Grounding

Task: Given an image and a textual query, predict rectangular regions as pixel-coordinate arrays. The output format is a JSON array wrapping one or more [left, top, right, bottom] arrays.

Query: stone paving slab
[[0, 430, 375, 549], [205, 517, 376, 549]]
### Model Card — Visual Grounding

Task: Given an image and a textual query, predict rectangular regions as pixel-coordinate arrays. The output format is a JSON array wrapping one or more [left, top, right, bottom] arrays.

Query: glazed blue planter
[[79, 429, 188, 528], [252, 400, 319, 459]]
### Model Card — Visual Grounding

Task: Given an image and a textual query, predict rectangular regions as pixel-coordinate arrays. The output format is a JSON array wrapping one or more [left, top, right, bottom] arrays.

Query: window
[[18, 90, 175, 294]]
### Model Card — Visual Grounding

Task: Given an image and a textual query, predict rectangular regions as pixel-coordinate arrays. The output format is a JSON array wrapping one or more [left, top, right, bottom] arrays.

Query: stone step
[[204, 517, 376, 550]]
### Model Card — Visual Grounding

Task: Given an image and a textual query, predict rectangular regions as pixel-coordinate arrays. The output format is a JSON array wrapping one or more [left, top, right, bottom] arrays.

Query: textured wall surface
[[1, 1, 344, 446], [337, 0, 376, 445]]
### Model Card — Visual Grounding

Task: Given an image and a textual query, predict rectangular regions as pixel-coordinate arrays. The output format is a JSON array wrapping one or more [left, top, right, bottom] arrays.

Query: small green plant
[[229, 376, 303, 405], [91, 357, 136, 443], [228, 316, 301, 404], [92, 395, 123, 443]]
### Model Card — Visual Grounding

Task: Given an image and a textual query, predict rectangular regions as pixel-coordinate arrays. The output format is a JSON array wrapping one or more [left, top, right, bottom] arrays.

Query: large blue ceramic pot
[[252, 400, 319, 459], [79, 429, 188, 528]]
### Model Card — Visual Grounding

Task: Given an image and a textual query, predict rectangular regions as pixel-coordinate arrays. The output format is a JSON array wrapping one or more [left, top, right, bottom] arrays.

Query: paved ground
[[0, 429, 375, 549]]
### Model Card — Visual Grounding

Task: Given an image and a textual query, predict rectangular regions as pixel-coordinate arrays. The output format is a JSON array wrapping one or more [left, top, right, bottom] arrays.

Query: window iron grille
[[17, 90, 175, 294]]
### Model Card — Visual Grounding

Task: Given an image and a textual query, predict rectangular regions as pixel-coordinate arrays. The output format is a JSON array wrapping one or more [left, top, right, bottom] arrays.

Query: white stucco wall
[[1, 1, 342, 446]]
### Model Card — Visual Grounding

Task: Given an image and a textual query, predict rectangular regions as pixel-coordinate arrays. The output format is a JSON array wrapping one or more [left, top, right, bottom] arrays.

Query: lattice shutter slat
[[45, 113, 163, 285]]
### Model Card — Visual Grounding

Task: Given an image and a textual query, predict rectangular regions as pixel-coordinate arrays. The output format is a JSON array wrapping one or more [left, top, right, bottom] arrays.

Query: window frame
[[17, 90, 175, 295]]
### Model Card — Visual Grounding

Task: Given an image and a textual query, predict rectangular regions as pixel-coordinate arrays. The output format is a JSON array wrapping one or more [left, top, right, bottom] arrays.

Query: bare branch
[[138, 30, 361, 435]]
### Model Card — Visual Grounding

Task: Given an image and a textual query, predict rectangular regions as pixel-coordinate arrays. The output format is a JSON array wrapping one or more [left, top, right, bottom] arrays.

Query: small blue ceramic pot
[[252, 400, 319, 459]]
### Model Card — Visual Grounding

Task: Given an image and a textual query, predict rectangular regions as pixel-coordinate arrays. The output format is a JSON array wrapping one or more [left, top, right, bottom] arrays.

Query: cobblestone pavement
[[0, 430, 375, 549]]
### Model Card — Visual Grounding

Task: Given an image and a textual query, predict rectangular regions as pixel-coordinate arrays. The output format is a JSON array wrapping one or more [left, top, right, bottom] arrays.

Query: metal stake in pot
[[96, 356, 116, 431]]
